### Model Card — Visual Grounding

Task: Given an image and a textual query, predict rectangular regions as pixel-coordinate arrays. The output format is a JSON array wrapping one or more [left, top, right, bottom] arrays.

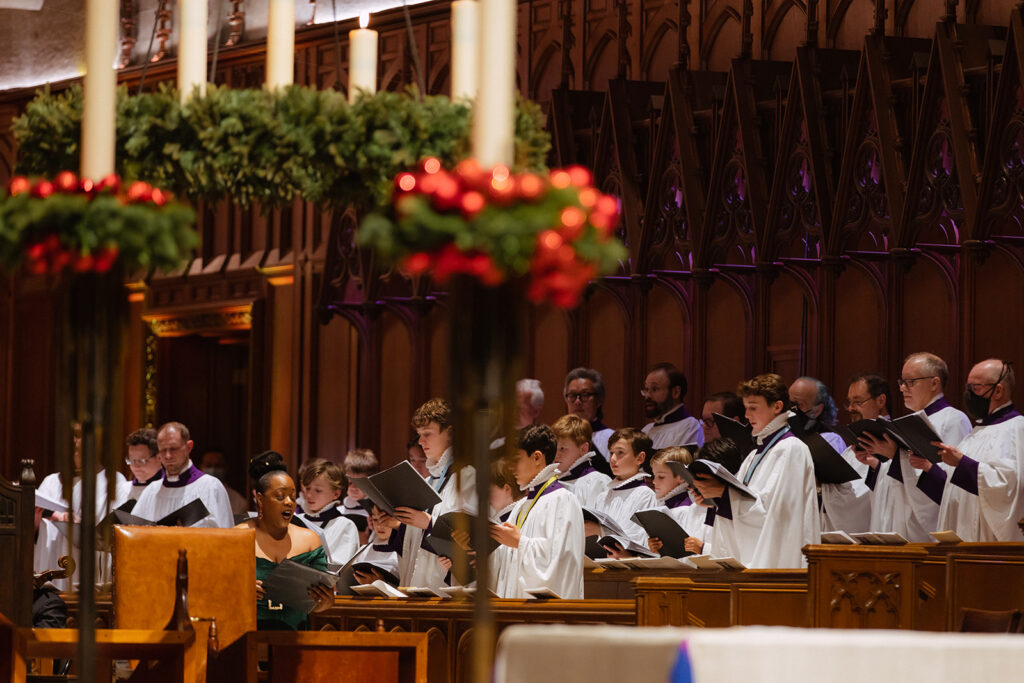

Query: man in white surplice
[[858, 352, 971, 540], [933, 360, 1024, 541], [641, 363, 704, 450], [819, 374, 890, 534], [492, 424, 585, 599], [132, 422, 233, 528], [694, 374, 819, 569]]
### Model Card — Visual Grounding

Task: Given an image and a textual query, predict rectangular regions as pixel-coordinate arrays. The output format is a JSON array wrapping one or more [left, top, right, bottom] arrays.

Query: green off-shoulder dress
[[256, 546, 328, 631]]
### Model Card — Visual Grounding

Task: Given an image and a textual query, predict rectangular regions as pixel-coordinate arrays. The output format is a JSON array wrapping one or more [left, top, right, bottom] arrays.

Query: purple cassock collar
[[654, 403, 691, 426], [612, 478, 649, 492], [924, 395, 952, 416], [981, 404, 1022, 426], [161, 463, 205, 488], [133, 470, 163, 487], [561, 459, 596, 482], [664, 490, 692, 508], [526, 480, 564, 499]]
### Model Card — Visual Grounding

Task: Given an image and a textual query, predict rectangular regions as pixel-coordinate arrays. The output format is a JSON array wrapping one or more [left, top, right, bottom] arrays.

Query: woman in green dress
[[237, 451, 335, 630]]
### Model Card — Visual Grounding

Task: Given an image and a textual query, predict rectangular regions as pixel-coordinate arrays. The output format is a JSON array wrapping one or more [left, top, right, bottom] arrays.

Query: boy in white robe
[[695, 374, 819, 569], [341, 448, 380, 544], [381, 398, 476, 588], [132, 422, 233, 528], [645, 446, 711, 556], [492, 425, 585, 599], [552, 414, 611, 509], [295, 458, 361, 564], [934, 360, 1024, 541], [590, 428, 658, 553]]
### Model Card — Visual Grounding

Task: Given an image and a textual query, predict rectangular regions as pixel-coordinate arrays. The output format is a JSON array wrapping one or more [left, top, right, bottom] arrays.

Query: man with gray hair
[[932, 360, 1024, 541], [132, 421, 234, 528], [564, 367, 615, 466], [788, 376, 843, 448], [516, 379, 544, 429]]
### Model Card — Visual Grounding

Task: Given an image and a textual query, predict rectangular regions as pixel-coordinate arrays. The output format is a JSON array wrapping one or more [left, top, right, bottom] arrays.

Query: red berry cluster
[[392, 159, 621, 308], [5, 172, 171, 275]]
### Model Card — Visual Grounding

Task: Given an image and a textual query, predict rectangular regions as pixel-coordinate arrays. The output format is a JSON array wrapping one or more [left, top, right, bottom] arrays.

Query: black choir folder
[[884, 413, 944, 463], [427, 510, 499, 557], [581, 508, 655, 558], [630, 508, 691, 558], [712, 413, 754, 459], [800, 433, 860, 484], [54, 499, 210, 551], [262, 559, 341, 613], [351, 460, 442, 517], [665, 459, 757, 501], [834, 419, 892, 457]]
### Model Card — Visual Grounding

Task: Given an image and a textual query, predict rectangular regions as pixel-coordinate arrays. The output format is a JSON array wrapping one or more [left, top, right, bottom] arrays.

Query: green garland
[[12, 84, 551, 210]]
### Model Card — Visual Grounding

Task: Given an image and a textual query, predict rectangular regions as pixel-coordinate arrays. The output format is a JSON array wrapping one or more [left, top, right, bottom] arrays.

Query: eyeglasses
[[565, 391, 597, 403], [897, 376, 936, 389], [844, 397, 874, 410], [125, 456, 153, 466], [965, 382, 997, 394]]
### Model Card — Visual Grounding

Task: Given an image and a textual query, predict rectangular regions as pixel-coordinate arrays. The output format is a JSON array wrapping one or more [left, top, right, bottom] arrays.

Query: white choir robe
[[127, 472, 163, 502], [37, 469, 131, 519], [873, 399, 971, 540], [711, 414, 819, 569], [494, 464, 585, 599], [591, 473, 657, 544], [406, 449, 477, 588], [937, 406, 1024, 541], [658, 485, 711, 548], [356, 532, 401, 581], [132, 461, 234, 528], [820, 445, 873, 534], [558, 452, 611, 509], [642, 404, 705, 450], [591, 426, 614, 462], [295, 500, 361, 565]]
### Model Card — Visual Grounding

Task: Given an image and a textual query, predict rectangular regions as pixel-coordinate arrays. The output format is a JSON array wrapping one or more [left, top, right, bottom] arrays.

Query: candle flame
[[359, 12, 370, 29]]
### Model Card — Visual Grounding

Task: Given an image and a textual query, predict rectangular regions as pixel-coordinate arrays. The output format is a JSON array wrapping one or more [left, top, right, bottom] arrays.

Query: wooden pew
[[0, 461, 36, 627], [310, 597, 635, 683], [245, 630, 432, 683], [804, 542, 1024, 630], [632, 570, 809, 627]]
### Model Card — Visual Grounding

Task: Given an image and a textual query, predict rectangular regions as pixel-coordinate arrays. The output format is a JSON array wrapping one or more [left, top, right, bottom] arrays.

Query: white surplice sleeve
[[510, 488, 585, 599]]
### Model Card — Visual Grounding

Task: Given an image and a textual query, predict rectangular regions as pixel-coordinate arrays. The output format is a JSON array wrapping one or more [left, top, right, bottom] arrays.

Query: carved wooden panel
[[829, 570, 903, 628]]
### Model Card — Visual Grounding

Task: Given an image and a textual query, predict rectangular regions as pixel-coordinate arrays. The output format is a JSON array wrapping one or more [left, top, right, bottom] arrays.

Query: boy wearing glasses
[[125, 428, 163, 501]]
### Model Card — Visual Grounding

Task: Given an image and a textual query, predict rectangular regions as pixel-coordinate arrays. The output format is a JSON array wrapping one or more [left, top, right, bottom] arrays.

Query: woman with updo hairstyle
[[236, 451, 334, 630]]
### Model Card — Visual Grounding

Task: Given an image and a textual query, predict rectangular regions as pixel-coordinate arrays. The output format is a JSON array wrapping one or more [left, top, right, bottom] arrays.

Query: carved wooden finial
[[873, 0, 887, 36], [678, 0, 691, 70], [805, 0, 819, 48], [20, 459, 35, 487], [740, 0, 753, 58]]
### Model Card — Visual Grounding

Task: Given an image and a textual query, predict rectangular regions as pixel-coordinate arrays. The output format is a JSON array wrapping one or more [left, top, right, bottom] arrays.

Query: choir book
[[630, 508, 691, 558], [261, 559, 341, 613], [351, 460, 443, 517]]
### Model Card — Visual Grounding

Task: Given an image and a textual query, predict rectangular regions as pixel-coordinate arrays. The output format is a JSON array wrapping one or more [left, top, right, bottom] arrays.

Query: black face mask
[[963, 387, 993, 422]]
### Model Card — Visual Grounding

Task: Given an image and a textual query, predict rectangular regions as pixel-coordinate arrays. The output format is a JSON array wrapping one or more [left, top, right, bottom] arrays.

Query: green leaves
[[12, 85, 551, 211]]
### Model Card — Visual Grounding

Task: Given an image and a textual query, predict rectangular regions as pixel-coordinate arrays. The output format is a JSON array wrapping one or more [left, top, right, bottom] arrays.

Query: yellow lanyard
[[516, 476, 557, 529]]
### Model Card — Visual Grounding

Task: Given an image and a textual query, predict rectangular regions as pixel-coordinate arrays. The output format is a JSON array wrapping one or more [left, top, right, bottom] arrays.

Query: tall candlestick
[[348, 13, 378, 103], [81, 0, 118, 180], [266, 0, 295, 89], [177, 0, 208, 101], [450, 1, 479, 102], [472, 0, 516, 167]]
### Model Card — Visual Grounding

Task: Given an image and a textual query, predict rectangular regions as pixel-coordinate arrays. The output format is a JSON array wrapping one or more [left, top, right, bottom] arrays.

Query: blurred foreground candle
[[348, 13, 378, 103], [450, 1, 479, 101], [177, 0, 208, 101], [266, 0, 295, 89], [82, 0, 118, 180], [471, 0, 515, 166]]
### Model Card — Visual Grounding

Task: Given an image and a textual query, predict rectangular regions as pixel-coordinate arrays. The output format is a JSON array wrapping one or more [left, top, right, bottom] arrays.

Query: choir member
[[641, 363, 704, 450], [563, 367, 615, 471], [133, 422, 234, 528], [489, 379, 544, 449], [387, 398, 476, 588], [789, 377, 846, 451], [295, 458, 361, 564], [406, 437, 430, 478], [935, 360, 1024, 540], [552, 414, 611, 508], [124, 428, 162, 501], [695, 374, 818, 568], [699, 391, 745, 442], [591, 428, 658, 549], [859, 352, 971, 541], [341, 448, 380, 543], [239, 451, 333, 631], [490, 454, 527, 522], [819, 374, 886, 534], [492, 425, 585, 599], [646, 446, 709, 555]]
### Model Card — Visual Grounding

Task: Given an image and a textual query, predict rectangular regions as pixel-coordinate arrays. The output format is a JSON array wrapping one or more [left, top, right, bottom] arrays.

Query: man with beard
[[640, 363, 704, 450]]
